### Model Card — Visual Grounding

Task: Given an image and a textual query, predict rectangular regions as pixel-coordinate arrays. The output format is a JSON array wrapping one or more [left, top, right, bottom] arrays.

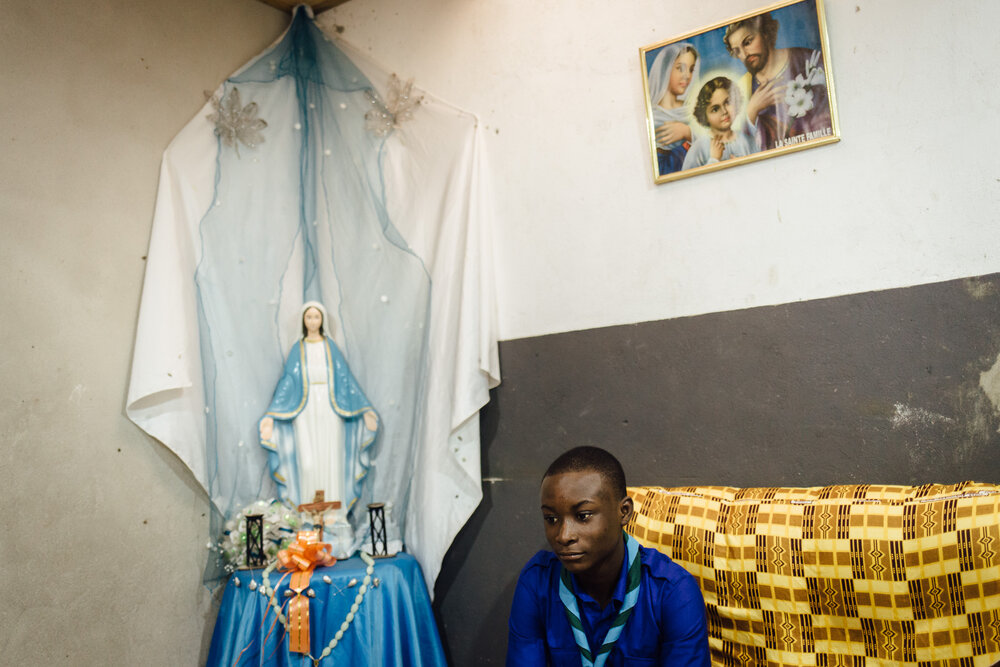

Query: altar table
[[206, 553, 446, 666]]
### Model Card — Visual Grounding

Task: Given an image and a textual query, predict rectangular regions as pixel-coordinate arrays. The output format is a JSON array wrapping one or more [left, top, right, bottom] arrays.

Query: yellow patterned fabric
[[627, 483, 1000, 666]]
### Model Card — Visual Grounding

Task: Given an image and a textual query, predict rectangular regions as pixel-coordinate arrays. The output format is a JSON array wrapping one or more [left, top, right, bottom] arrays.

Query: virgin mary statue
[[259, 302, 379, 512]]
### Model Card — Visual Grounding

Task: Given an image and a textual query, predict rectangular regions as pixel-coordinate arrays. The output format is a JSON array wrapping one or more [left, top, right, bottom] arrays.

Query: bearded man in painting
[[725, 10, 833, 151]]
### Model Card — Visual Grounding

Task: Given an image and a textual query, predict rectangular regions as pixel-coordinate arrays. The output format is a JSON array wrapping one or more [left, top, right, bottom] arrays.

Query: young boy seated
[[506, 446, 710, 666]]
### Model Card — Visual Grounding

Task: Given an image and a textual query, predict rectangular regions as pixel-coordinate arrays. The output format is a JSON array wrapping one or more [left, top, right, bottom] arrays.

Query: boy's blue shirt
[[507, 543, 711, 666]]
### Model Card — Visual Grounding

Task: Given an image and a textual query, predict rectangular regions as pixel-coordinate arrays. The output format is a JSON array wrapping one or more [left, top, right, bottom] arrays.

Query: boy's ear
[[619, 496, 634, 526]]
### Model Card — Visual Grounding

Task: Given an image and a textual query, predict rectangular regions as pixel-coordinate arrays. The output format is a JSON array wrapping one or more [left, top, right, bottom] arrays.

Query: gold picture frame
[[640, 0, 840, 184]]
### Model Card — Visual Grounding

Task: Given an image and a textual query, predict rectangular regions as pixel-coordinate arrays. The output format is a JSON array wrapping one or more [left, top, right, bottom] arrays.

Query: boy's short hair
[[543, 446, 627, 500]]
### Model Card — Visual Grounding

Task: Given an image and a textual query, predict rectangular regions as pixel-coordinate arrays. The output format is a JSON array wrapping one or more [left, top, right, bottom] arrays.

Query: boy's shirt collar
[[567, 536, 630, 612]]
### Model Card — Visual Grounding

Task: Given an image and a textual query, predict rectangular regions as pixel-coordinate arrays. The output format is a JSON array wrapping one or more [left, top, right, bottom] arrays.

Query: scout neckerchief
[[558, 531, 641, 667]]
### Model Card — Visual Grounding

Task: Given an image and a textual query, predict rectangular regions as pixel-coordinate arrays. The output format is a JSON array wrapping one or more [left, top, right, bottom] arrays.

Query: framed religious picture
[[640, 0, 839, 184]]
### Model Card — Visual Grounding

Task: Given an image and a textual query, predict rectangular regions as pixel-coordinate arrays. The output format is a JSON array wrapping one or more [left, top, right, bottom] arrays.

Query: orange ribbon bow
[[276, 530, 337, 654], [277, 529, 337, 572]]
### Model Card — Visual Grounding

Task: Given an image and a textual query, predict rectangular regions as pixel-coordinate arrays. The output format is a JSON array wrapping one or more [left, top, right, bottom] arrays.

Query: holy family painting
[[641, 0, 839, 184]]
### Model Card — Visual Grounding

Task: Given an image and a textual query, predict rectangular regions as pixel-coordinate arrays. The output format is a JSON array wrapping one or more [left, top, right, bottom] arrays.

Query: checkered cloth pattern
[[627, 483, 1000, 666]]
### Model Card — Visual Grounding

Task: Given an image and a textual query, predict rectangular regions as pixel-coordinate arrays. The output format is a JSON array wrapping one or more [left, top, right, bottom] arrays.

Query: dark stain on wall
[[433, 273, 1000, 665]]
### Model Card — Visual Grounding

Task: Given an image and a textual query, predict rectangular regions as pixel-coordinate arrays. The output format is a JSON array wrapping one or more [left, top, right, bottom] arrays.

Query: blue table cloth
[[207, 553, 446, 666]]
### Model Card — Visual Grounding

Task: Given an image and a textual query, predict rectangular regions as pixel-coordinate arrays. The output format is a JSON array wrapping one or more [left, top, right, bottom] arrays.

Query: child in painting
[[648, 43, 699, 176], [681, 76, 759, 171]]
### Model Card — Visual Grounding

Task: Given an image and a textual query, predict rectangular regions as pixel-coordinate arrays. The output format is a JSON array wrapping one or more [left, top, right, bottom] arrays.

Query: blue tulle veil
[[195, 7, 430, 580]]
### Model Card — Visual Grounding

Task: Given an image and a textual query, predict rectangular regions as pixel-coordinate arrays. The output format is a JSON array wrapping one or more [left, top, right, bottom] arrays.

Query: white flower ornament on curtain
[[364, 74, 423, 137], [206, 87, 268, 157]]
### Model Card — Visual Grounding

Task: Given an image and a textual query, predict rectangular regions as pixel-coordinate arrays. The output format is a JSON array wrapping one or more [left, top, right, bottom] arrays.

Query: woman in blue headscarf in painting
[[259, 302, 379, 513], [647, 42, 700, 176]]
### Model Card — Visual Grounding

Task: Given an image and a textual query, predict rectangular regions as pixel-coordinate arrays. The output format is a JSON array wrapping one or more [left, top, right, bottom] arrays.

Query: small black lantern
[[245, 513, 266, 567], [367, 503, 388, 557]]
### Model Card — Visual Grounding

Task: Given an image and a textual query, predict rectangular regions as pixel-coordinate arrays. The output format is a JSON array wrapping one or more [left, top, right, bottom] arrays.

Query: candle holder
[[245, 513, 265, 567], [367, 503, 388, 557]]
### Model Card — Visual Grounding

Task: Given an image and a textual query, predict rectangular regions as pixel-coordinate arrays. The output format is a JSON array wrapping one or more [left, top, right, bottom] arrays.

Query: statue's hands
[[363, 410, 378, 431], [259, 417, 274, 441]]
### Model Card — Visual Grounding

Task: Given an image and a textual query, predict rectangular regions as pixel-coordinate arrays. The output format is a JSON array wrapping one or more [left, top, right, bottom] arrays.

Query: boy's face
[[540, 470, 633, 575]]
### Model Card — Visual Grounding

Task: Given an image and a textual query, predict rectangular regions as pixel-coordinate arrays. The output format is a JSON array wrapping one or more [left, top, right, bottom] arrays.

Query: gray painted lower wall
[[432, 273, 1000, 665]]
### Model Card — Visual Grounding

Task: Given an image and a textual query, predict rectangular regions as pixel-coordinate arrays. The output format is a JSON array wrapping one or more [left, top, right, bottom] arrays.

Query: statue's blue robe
[[261, 338, 377, 510]]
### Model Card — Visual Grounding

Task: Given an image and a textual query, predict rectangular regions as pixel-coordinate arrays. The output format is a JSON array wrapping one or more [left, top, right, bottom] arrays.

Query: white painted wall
[[321, 0, 1000, 341], [0, 1, 286, 663]]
